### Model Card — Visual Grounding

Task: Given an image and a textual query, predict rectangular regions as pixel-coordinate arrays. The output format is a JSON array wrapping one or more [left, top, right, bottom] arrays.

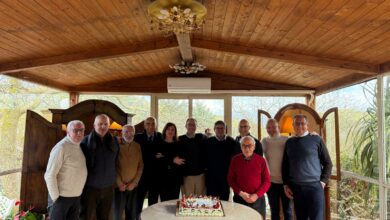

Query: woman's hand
[[173, 156, 185, 165]]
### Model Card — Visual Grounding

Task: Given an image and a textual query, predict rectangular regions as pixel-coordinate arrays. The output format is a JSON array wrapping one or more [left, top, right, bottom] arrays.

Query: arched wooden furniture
[[258, 103, 341, 220], [20, 100, 134, 212]]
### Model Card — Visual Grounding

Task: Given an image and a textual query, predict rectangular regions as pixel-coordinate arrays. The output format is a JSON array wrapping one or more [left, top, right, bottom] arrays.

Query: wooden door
[[257, 110, 272, 140], [20, 110, 63, 212]]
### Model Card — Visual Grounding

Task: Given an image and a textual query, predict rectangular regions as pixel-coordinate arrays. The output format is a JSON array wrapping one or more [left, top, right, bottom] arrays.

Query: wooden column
[[69, 92, 79, 107], [306, 93, 316, 109]]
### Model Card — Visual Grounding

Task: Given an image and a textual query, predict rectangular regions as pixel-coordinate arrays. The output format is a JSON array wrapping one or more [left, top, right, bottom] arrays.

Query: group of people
[[44, 113, 333, 220]]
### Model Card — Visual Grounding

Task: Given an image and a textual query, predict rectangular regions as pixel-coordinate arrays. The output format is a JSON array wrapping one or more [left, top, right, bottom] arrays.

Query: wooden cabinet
[[20, 100, 135, 212]]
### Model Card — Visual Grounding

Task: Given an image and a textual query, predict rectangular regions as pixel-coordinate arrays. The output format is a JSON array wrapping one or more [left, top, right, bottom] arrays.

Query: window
[[232, 96, 306, 139], [0, 75, 69, 200], [192, 99, 224, 135], [79, 94, 151, 125], [158, 99, 189, 135]]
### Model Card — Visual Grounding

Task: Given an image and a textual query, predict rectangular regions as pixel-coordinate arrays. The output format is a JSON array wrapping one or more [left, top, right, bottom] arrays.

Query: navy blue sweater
[[282, 134, 332, 185]]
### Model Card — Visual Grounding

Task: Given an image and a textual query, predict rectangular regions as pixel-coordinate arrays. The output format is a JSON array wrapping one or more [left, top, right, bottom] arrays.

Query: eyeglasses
[[239, 125, 249, 128], [215, 127, 225, 130], [241, 144, 254, 149], [294, 122, 307, 126], [72, 128, 85, 133]]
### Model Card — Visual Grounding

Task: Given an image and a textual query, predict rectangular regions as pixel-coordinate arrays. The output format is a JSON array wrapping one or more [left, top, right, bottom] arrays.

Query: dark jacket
[[178, 133, 207, 176], [81, 130, 119, 189], [134, 131, 163, 185]]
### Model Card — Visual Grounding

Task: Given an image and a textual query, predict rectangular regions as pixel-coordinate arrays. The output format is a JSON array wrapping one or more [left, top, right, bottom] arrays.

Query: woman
[[149, 122, 186, 204]]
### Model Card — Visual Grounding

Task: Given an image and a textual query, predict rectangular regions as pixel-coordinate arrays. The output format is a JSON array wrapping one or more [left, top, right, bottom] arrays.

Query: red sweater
[[228, 154, 271, 198]]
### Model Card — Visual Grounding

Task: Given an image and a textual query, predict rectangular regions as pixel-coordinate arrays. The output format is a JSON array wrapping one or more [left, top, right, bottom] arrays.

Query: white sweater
[[261, 135, 288, 184], [44, 136, 87, 201]]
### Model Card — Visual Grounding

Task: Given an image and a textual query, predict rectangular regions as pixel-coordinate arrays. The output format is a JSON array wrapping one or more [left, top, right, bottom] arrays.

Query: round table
[[140, 200, 262, 220]]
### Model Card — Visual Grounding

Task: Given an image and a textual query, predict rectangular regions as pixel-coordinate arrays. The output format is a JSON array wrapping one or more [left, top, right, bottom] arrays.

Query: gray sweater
[[282, 134, 333, 185]]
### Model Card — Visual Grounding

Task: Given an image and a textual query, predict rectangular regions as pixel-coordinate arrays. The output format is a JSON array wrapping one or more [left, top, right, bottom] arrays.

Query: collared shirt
[[216, 135, 227, 141], [296, 131, 309, 137]]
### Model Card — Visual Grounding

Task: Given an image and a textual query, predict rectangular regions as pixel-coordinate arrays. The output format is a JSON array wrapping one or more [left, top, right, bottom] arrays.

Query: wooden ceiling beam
[[380, 61, 390, 74], [315, 73, 376, 95], [5, 71, 70, 91], [0, 38, 178, 74], [192, 39, 379, 75], [71, 72, 311, 93], [175, 33, 193, 63]]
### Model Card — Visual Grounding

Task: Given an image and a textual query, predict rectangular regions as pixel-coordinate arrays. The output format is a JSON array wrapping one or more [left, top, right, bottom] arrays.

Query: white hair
[[239, 135, 256, 146], [67, 120, 84, 132]]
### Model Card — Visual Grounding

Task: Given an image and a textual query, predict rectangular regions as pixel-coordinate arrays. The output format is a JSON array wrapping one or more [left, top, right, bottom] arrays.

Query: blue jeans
[[290, 182, 324, 220], [267, 183, 293, 220]]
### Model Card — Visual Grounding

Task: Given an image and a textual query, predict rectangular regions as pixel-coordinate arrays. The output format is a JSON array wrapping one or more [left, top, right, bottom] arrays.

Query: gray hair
[[122, 124, 135, 131], [186, 117, 197, 125], [67, 120, 84, 132], [293, 114, 308, 124], [239, 135, 256, 146]]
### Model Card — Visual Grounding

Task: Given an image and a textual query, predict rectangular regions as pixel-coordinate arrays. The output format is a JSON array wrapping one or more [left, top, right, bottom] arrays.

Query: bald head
[[266, 118, 280, 137], [94, 114, 110, 137], [239, 119, 251, 136]]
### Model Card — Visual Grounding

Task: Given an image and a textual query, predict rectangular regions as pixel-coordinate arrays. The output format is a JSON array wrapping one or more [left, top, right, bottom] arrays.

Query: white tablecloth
[[140, 200, 262, 220]]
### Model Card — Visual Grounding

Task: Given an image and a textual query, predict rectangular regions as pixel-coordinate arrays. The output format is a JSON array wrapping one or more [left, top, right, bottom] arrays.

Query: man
[[228, 136, 270, 219], [80, 114, 120, 220], [134, 117, 162, 216], [114, 124, 143, 220], [282, 115, 333, 220], [205, 120, 236, 201], [45, 120, 87, 220], [179, 118, 207, 196], [234, 119, 263, 156], [261, 119, 293, 220]]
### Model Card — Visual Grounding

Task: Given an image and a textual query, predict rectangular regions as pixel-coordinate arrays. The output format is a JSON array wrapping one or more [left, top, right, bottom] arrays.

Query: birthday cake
[[177, 195, 224, 217]]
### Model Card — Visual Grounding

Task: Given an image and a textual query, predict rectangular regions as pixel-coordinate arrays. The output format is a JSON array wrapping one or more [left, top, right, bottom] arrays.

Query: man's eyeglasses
[[294, 122, 307, 126], [72, 128, 85, 133]]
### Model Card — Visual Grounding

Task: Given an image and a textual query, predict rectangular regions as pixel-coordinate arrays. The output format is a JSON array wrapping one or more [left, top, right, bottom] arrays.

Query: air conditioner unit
[[167, 77, 211, 93]]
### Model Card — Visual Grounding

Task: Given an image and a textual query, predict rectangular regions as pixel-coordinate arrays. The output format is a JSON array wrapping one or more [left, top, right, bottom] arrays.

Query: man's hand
[[247, 194, 259, 204], [127, 182, 137, 191], [155, 153, 165, 159], [119, 184, 127, 192], [321, 181, 326, 189], [239, 191, 251, 203], [173, 156, 185, 165], [284, 185, 294, 199]]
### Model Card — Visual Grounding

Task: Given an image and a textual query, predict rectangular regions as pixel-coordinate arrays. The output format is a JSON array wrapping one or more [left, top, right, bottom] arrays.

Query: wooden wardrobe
[[19, 100, 143, 212]]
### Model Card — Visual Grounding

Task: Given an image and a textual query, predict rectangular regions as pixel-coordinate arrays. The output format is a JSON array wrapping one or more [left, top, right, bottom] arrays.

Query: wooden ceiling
[[0, 0, 389, 95]]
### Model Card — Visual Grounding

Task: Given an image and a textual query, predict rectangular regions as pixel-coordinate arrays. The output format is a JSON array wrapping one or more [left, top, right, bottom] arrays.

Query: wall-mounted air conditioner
[[167, 77, 211, 93]]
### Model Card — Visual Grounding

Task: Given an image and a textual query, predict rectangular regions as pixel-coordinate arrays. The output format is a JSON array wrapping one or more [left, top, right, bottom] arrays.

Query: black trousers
[[148, 181, 180, 205], [290, 182, 325, 220], [80, 186, 114, 220], [114, 188, 138, 220], [135, 177, 152, 219], [267, 183, 293, 220], [50, 196, 80, 220], [233, 194, 266, 219], [206, 182, 230, 201]]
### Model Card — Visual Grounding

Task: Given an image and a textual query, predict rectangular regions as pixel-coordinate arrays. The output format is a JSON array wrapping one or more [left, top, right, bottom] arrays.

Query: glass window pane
[[317, 80, 378, 179], [0, 75, 69, 200], [0, 172, 21, 200], [232, 96, 306, 139], [329, 176, 379, 219], [79, 94, 151, 125], [192, 99, 224, 135], [158, 99, 189, 135], [384, 76, 390, 183]]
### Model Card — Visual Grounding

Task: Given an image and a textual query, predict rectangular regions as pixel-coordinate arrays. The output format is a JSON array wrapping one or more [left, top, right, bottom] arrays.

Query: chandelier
[[170, 61, 206, 75], [148, 0, 207, 35]]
